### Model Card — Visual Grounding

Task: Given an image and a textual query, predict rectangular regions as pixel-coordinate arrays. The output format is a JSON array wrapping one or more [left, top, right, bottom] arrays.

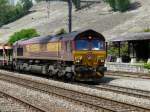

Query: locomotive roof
[[14, 29, 105, 45], [14, 35, 55, 45], [57, 29, 105, 41]]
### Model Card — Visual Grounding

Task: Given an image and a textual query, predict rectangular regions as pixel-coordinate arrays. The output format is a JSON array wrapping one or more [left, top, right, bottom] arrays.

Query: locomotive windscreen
[[75, 39, 104, 51]]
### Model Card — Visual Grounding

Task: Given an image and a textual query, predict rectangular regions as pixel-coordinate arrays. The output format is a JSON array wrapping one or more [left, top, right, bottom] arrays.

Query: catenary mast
[[68, 0, 72, 33]]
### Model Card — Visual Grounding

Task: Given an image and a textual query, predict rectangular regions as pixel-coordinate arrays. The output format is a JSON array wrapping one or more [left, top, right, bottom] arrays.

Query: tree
[[0, 0, 9, 26], [8, 28, 39, 45], [56, 28, 67, 35], [0, 0, 33, 26], [35, 0, 81, 10], [115, 0, 130, 12], [104, 0, 117, 11], [21, 0, 33, 11], [104, 0, 130, 12]]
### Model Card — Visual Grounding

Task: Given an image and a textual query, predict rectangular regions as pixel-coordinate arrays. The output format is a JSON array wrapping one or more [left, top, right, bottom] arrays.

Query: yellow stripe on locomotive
[[73, 51, 106, 67]]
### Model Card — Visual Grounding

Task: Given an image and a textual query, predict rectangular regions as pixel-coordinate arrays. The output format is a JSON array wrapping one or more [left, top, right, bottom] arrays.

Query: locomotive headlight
[[76, 59, 80, 63], [100, 59, 105, 63], [97, 56, 105, 63], [75, 56, 82, 63]]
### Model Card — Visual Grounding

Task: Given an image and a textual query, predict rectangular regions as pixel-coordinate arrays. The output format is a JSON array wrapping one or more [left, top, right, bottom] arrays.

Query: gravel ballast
[[0, 70, 150, 110], [0, 79, 95, 112], [0, 94, 30, 112], [105, 75, 150, 91]]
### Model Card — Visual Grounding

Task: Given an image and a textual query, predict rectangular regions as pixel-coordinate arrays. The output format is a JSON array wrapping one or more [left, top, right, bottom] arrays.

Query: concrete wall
[[105, 62, 149, 74]]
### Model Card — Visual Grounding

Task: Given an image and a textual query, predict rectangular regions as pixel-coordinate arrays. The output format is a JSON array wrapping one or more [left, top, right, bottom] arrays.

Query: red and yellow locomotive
[[2, 29, 107, 82]]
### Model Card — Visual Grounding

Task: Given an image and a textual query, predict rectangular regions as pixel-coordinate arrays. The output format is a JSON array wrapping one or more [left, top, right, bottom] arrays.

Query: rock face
[[0, 0, 150, 43]]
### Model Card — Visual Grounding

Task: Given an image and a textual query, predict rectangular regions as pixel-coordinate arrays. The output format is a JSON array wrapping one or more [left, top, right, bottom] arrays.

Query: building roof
[[108, 32, 150, 42]]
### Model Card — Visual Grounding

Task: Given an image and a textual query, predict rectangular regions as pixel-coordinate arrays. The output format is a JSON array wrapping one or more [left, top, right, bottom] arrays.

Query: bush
[[144, 63, 150, 69], [115, 0, 130, 12], [143, 28, 150, 32], [104, 0, 117, 11], [108, 42, 128, 56], [8, 28, 39, 45], [56, 28, 67, 35], [104, 0, 130, 12]]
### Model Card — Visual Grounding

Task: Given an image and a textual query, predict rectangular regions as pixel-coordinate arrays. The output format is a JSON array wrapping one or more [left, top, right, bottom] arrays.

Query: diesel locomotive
[[0, 29, 107, 82]]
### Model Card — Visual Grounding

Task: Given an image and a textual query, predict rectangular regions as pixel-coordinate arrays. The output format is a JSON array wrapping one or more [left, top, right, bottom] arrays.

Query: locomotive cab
[[73, 30, 107, 81]]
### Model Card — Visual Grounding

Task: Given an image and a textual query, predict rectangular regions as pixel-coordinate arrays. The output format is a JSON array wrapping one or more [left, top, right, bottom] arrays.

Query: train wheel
[[65, 72, 74, 82], [48, 70, 53, 78]]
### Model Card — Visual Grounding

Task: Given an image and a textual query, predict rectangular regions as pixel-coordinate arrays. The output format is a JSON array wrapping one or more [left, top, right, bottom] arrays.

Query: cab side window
[[17, 47, 23, 56]]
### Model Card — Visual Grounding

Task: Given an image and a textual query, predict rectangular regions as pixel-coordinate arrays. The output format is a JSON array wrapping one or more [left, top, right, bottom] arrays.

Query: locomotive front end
[[73, 32, 107, 81]]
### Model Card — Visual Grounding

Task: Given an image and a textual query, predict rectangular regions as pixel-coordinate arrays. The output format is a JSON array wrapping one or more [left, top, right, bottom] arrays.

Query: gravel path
[[0, 70, 150, 110]]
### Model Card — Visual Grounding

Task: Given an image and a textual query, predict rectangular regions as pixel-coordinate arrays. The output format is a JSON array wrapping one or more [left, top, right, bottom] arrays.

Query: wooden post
[[148, 40, 150, 63], [149, 40, 150, 58], [106, 42, 108, 58], [118, 42, 121, 58], [131, 41, 136, 63], [128, 42, 130, 57], [116, 41, 122, 63], [132, 42, 135, 58]]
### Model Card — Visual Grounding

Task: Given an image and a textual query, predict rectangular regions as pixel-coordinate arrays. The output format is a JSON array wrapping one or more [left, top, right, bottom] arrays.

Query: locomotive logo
[[86, 52, 95, 60]]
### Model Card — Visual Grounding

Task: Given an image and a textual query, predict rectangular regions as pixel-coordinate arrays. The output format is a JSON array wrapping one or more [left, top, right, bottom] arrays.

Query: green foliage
[[56, 28, 67, 35], [104, 0, 117, 11], [0, 0, 33, 27], [21, 0, 33, 11], [108, 46, 118, 56], [8, 28, 39, 45], [104, 0, 130, 12], [144, 63, 150, 69], [120, 43, 128, 56], [35, 0, 81, 10], [143, 28, 150, 32], [108, 42, 128, 56], [72, 0, 81, 9]]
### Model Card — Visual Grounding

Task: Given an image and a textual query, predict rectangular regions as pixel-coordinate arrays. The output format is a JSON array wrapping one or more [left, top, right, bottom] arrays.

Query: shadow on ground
[[81, 76, 117, 85], [99, 77, 116, 83], [128, 2, 141, 11]]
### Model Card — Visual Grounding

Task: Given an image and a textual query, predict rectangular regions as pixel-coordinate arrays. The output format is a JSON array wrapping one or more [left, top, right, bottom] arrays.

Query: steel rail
[[94, 84, 150, 99], [73, 81, 150, 100], [106, 71, 150, 79], [0, 72, 150, 112], [0, 90, 45, 112]]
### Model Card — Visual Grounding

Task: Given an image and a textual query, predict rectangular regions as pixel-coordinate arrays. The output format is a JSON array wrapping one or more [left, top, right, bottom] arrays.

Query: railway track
[[91, 84, 150, 100], [0, 71, 150, 112], [0, 90, 45, 112], [106, 71, 150, 79]]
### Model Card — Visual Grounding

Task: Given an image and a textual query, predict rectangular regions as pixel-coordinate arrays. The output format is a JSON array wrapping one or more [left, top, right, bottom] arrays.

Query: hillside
[[0, 0, 150, 43]]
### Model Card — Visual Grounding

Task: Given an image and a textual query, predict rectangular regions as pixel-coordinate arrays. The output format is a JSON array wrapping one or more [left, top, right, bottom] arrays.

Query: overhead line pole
[[68, 0, 72, 33]]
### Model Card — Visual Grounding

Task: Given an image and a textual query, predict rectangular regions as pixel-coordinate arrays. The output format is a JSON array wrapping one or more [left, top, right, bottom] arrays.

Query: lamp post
[[68, 0, 72, 33]]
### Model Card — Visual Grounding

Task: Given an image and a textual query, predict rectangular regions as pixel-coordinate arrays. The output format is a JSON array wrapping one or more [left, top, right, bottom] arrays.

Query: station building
[[106, 32, 150, 74]]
